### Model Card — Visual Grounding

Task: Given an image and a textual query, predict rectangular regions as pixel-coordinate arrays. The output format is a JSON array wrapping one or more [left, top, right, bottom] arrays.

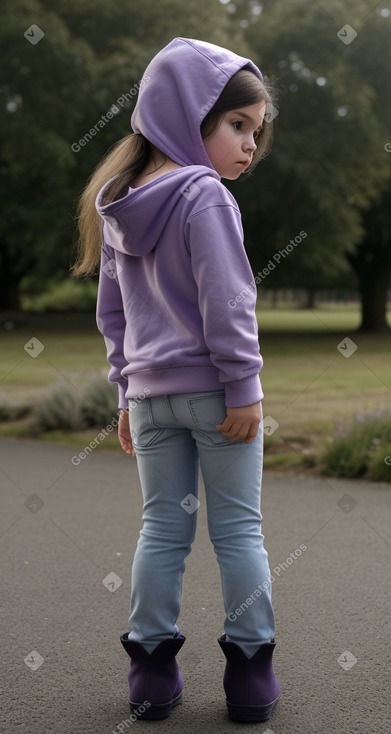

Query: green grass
[[0, 330, 106, 401], [1, 308, 390, 479], [257, 304, 363, 332], [258, 314, 390, 473]]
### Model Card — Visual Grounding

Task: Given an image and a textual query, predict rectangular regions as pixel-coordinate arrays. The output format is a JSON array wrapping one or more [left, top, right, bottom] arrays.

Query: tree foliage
[[0, 0, 232, 306], [232, 1, 391, 291], [1, 0, 390, 329]]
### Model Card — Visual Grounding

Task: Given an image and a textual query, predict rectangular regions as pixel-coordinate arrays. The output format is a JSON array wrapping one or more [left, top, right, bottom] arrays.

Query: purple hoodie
[[95, 37, 264, 410]]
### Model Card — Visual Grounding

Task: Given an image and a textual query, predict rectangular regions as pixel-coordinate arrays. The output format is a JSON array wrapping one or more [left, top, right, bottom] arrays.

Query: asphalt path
[[1, 438, 390, 734]]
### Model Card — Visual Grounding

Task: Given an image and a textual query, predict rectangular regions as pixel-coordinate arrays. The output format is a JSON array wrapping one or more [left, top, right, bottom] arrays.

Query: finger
[[118, 428, 135, 456], [216, 423, 234, 436], [221, 423, 246, 441], [245, 422, 260, 444], [216, 418, 234, 434], [119, 437, 131, 454], [228, 427, 245, 441]]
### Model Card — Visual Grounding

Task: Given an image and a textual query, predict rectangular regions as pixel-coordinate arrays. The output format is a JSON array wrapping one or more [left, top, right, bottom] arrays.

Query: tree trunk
[[0, 280, 21, 311], [347, 242, 390, 332], [304, 288, 316, 309], [345, 188, 391, 333], [0, 239, 22, 311], [356, 269, 390, 332]]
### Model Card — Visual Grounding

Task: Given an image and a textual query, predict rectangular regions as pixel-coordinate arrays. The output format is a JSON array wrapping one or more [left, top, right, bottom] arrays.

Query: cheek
[[204, 125, 238, 166], [207, 138, 226, 162], [217, 130, 236, 156]]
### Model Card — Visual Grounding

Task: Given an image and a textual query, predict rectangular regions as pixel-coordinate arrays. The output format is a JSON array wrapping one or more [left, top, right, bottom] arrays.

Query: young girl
[[73, 37, 280, 724]]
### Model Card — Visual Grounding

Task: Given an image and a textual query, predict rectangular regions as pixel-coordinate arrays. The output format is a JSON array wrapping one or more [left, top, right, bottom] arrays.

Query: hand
[[216, 401, 261, 444], [118, 409, 135, 457]]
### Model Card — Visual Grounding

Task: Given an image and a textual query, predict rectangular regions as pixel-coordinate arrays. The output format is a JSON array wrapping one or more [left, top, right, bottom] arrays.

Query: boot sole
[[129, 691, 183, 720], [226, 694, 280, 722]]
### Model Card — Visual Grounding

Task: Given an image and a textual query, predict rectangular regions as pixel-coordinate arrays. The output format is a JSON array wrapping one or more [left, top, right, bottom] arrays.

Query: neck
[[145, 145, 181, 175]]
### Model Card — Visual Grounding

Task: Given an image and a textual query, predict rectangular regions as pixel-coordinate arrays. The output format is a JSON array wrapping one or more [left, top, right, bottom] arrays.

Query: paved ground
[[1, 437, 390, 734]]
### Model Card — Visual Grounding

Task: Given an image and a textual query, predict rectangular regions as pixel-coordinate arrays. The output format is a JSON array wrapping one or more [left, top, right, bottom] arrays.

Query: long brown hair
[[71, 69, 276, 278]]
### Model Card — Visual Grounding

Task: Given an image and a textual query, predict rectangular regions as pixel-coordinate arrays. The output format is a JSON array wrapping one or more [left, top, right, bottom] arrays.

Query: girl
[[72, 37, 280, 724]]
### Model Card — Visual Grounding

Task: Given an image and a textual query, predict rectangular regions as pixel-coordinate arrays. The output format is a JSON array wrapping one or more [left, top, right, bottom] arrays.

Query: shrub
[[29, 372, 119, 433], [21, 279, 98, 313], [322, 410, 391, 482], [367, 444, 391, 482], [322, 434, 368, 478], [31, 382, 87, 433], [80, 372, 119, 427], [0, 398, 31, 421]]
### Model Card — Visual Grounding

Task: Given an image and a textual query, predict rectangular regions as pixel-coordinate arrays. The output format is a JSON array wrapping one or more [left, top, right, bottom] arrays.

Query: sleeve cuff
[[224, 373, 263, 407]]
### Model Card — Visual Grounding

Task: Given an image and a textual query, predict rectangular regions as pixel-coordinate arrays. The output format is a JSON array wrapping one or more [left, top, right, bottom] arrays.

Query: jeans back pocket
[[130, 399, 164, 448], [188, 392, 232, 446]]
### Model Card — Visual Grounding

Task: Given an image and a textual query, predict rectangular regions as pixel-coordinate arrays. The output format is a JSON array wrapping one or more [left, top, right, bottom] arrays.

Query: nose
[[243, 134, 257, 154]]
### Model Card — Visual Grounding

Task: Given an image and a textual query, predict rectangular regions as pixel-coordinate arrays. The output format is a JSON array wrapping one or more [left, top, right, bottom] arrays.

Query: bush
[[367, 444, 391, 482], [29, 372, 119, 433], [322, 410, 391, 482], [80, 372, 119, 427], [0, 398, 31, 421], [31, 383, 87, 433], [21, 279, 98, 313]]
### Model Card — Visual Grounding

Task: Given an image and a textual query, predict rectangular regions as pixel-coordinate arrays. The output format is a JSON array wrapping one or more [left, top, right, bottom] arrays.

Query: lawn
[[257, 307, 391, 469], [1, 308, 390, 473]]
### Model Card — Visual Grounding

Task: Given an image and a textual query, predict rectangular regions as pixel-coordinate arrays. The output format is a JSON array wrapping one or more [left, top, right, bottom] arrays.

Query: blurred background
[[1, 0, 390, 480]]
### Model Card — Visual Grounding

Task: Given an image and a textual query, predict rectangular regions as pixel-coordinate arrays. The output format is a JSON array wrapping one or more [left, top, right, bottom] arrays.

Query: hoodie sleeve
[[96, 243, 129, 410], [186, 203, 263, 407]]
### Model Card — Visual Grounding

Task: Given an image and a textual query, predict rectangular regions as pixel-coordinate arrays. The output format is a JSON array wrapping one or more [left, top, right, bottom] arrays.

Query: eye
[[232, 121, 242, 130]]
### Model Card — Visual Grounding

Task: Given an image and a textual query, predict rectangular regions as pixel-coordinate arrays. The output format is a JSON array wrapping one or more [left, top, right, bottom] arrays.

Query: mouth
[[237, 159, 251, 168]]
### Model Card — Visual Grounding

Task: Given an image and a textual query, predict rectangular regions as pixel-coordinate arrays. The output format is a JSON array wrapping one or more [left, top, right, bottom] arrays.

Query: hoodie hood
[[96, 165, 220, 256], [96, 38, 264, 256], [131, 37, 264, 170]]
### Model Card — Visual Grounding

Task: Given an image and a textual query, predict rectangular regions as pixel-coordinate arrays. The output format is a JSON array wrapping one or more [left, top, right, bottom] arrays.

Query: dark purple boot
[[218, 634, 280, 722], [120, 632, 185, 720]]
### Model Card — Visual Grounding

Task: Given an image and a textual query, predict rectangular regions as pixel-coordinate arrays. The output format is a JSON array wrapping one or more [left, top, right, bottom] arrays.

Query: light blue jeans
[[127, 390, 276, 658]]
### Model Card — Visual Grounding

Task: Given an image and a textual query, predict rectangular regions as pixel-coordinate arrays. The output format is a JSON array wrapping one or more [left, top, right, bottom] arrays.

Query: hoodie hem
[[124, 366, 263, 407], [125, 365, 221, 402]]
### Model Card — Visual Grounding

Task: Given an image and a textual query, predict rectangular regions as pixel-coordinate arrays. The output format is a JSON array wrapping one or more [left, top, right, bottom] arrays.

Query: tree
[[228, 0, 391, 330], [2, 0, 390, 331], [0, 0, 233, 310], [1, 0, 98, 309], [346, 186, 391, 332]]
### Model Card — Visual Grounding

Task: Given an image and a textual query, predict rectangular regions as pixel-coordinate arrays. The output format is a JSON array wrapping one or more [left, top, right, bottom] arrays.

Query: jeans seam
[[164, 395, 178, 423]]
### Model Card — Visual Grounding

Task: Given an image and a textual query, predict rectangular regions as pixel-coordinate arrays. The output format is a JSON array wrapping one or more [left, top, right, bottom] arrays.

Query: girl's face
[[203, 101, 265, 179]]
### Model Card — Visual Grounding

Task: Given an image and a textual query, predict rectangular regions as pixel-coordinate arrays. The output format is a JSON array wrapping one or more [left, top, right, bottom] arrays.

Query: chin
[[221, 172, 240, 180]]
